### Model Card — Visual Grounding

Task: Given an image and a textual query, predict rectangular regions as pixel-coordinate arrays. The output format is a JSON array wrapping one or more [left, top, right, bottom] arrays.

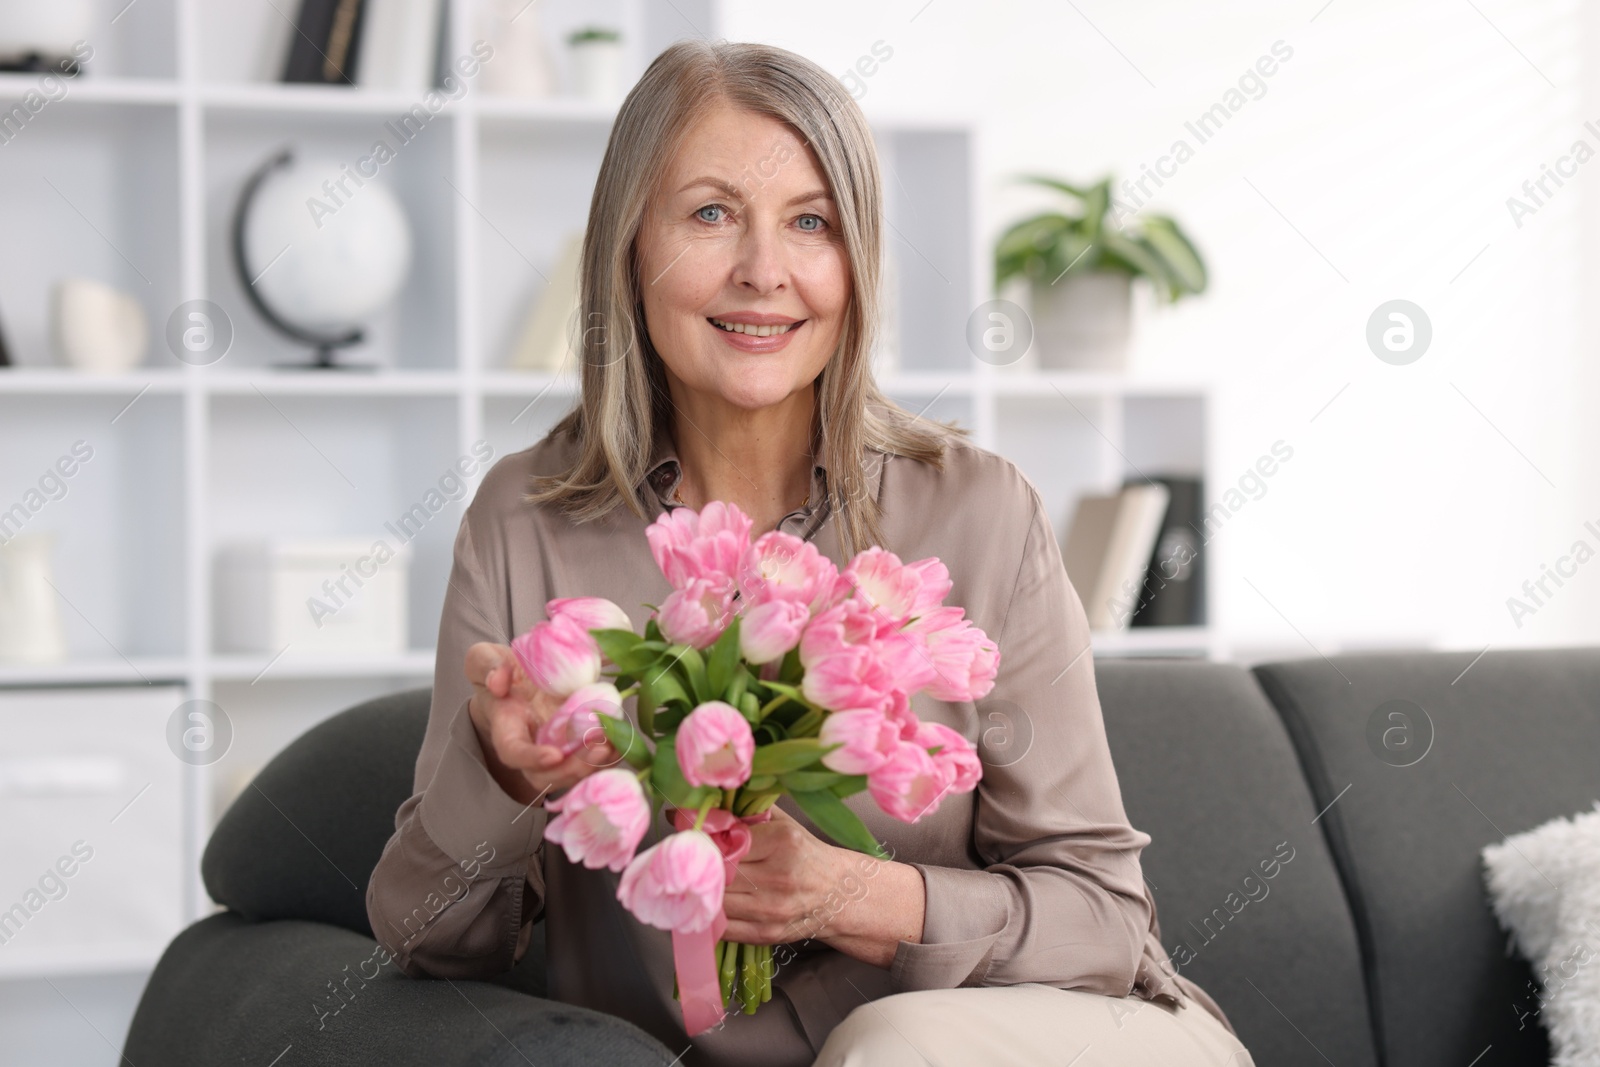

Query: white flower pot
[[570, 38, 625, 105], [0, 532, 68, 663], [1029, 271, 1132, 371], [52, 277, 148, 373]]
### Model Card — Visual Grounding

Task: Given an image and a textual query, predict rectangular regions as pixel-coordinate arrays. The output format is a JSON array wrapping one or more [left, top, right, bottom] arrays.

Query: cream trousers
[[811, 984, 1255, 1067]]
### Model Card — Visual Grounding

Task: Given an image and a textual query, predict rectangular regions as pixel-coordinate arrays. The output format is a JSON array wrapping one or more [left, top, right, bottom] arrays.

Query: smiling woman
[[522, 38, 958, 557], [365, 38, 1254, 1067]]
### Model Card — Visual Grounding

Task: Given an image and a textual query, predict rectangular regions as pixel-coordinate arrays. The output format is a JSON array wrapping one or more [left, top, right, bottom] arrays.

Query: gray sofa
[[124, 649, 1600, 1066]]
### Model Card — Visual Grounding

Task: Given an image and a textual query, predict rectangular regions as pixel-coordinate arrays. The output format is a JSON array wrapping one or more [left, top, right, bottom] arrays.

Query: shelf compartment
[[0, 100, 181, 370], [0, 393, 186, 660], [474, 118, 610, 372], [206, 394, 462, 656], [201, 108, 460, 371], [0, 686, 188, 978]]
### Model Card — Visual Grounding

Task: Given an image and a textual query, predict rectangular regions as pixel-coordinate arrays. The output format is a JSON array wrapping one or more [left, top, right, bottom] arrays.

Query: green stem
[[757, 692, 793, 720], [718, 939, 736, 1006], [692, 794, 715, 831], [788, 708, 823, 738], [742, 942, 759, 1014]]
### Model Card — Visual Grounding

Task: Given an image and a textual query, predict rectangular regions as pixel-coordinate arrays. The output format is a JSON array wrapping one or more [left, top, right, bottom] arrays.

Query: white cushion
[[1482, 801, 1600, 1067]]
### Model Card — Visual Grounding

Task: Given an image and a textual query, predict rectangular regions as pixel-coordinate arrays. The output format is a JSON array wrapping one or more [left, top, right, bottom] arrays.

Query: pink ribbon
[[668, 805, 773, 1036]]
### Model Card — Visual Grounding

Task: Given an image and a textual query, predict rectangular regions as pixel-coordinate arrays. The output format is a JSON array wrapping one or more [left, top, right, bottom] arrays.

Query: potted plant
[[567, 26, 625, 105], [994, 175, 1206, 370]]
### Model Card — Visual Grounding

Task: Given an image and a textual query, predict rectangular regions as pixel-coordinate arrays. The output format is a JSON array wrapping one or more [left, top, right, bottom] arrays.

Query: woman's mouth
[[707, 317, 803, 337], [706, 317, 805, 352]]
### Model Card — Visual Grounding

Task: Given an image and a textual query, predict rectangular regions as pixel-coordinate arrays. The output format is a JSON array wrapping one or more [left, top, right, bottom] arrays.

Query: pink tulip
[[798, 599, 898, 667], [544, 768, 650, 872], [511, 613, 601, 697], [869, 740, 955, 823], [739, 531, 838, 609], [819, 709, 902, 774], [800, 645, 898, 715], [536, 682, 623, 756], [913, 721, 982, 793], [907, 608, 1000, 702], [842, 547, 923, 623], [616, 829, 726, 933], [677, 701, 755, 789], [547, 596, 633, 636], [905, 557, 952, 618], [738, 598, 810, 664], [656, 576, 736, 649], [647, 501, 754, 589]]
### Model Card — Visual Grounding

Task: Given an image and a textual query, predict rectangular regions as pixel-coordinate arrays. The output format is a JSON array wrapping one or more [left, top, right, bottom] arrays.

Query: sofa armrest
[[126, 912, 675, 1067]]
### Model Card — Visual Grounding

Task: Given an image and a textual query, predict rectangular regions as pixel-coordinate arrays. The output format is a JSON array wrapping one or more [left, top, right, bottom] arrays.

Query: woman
[[367, 39, 1252, 1067]]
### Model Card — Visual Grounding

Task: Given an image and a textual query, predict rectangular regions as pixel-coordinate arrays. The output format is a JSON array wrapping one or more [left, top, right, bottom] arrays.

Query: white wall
[[723, 0, 1600, 655]]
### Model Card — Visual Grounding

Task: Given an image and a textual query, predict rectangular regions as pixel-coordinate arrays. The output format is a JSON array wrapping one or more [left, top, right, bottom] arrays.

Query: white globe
[[241, 156, 413, 333]]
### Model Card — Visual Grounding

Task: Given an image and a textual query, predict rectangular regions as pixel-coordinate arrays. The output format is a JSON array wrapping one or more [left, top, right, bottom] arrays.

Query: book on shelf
[[357, 0, 444, 93], [508, 232, 584, 373], [1129, 475, 1206, 628], [282, 0, 369, 86], [1061, 483, 1170, 632]]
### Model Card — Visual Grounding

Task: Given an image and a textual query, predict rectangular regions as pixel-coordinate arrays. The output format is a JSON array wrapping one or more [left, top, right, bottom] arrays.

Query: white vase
[[0, 532, 68, 663], [569, 37, 625, 105], [474, 0, 555, 98], [52, 277, 149, 373], [1030, 271, 1132, 371]]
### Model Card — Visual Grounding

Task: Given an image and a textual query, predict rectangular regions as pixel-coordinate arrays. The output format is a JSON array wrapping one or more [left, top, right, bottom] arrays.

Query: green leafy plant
[[994, 175, 1207, 303], [568, 26, 622, 45]]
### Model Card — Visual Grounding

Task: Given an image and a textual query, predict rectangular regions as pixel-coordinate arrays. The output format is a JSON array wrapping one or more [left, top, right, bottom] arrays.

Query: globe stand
[[233, 148, 378, 372]]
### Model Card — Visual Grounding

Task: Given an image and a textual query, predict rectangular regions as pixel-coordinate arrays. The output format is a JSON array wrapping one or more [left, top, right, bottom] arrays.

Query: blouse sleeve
[[364, 501, 549, 979], [887, 485, 1154, 995]]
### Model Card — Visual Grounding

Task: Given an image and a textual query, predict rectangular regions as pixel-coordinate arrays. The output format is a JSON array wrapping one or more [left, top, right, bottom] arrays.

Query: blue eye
[[697, 204, 726, 223], [797, 214, 825, 232]]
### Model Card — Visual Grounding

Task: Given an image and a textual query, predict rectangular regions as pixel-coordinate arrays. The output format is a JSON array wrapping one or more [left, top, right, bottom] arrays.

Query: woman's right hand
[[464, 642, 621, 807]]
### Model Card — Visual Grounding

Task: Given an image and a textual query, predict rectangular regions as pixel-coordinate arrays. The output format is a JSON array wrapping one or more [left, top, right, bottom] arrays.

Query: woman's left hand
[[721, 806, 849, 945]]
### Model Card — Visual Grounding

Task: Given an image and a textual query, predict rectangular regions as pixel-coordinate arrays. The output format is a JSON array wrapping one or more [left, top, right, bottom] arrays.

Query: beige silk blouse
[[365, 419, 1234, 1067]]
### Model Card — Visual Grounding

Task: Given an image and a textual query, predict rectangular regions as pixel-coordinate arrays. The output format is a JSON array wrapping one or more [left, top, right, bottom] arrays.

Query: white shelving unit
[[0, 1, 1213, 1038]]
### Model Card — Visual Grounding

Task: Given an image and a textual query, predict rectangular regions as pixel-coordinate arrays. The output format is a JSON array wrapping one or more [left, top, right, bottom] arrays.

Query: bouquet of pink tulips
[[509, 502, 999, 1035]]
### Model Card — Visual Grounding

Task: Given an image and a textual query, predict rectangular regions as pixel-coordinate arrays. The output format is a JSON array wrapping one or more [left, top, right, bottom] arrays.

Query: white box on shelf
[[214, 539, 411, 655], [0, 686, 187, 976]]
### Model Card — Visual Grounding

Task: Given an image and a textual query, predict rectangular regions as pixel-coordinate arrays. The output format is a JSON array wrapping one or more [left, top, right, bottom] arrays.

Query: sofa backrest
[[1095, 659, 1379, 1067], [1253, 649, 1600, 1067], [202, 687, 432, 937]]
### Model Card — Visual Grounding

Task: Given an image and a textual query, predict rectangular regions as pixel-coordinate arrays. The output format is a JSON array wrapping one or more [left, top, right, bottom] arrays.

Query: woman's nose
[[731, 224, 788, 294]]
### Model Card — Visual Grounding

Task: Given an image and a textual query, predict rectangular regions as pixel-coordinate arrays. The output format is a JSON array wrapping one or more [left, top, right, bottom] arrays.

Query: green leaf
[[828, 774, 868, 798], [743, 774, 777, 791], [635, 671, 658, 738], [644, 617, 663, 643], [591, 628, 653, 672], [707, 617, 741, 698], [790, 790, 888, 859], [779, 647, 803, 685], [1139, 216, 1207, 296], [777, 769, 843, 792], [597, 713, 653, 771], [751, 738, 836, 777], [650, 735, 713, 808], [669, 645, 710, 703], [640, 664, 689, 708], [726, 664, 752, 711], [739, 691, 761, 723], [1015, 173, 1091, 199]]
